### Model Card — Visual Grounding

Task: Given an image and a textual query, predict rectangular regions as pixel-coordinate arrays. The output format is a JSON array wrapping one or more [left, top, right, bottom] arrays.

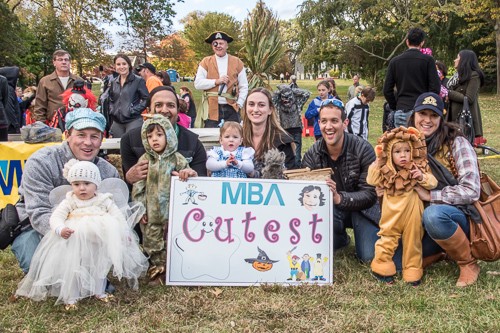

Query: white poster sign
[[166, 177, 333, 286]]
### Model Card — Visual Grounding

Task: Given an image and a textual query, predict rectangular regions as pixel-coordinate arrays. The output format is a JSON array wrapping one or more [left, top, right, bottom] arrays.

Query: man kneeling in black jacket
[[302, 98, 380, 263]]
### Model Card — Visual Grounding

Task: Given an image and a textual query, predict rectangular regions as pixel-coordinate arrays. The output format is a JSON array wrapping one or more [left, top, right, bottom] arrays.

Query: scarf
[[447, 72, 459, 90]]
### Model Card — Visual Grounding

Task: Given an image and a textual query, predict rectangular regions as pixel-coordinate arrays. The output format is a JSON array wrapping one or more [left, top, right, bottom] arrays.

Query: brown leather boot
[[435, 228, 480, 287]]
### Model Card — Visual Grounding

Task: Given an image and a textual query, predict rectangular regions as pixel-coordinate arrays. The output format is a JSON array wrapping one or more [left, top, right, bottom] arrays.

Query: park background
[[1, 79, 499, 332], [1, 0, 499, 331]]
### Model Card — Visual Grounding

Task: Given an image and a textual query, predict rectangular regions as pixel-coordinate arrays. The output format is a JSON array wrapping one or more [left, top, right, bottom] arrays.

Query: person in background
[[108, 54, 149, 138], [347, 74, 361, 101], [177, 99, 191, 128], [383, 28, 441, 128], [179, 86, 197, 128], [344, 86, 376, 141], [0, 75, 8, 140], [136, 62, 163, 92], [326, 77, 341, 100], [156, 71, 172, 87], [33, 50, 81, 123], [305, 80, 333, 140], [447, 49, 485, 140], [194, 31, 248, 128]]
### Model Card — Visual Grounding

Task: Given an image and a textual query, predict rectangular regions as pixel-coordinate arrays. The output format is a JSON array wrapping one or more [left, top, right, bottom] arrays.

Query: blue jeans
[[422, 204, 470, 240], [334, 206, 443, 271], [393, 110, 412, 128], [333, 208, 379, 263], [11, 227, 42, 273]]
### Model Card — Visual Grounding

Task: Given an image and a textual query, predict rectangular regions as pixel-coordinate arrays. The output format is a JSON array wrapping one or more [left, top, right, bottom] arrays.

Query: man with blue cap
[[11, 108, 120, 276]]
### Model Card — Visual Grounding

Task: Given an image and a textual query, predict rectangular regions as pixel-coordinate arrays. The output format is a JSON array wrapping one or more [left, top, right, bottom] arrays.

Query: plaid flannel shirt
[[430, 136, 480, 205]]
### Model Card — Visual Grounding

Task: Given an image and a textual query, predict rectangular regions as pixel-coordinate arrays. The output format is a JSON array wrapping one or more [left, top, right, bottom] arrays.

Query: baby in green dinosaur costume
[[132, 115, 197, 285]]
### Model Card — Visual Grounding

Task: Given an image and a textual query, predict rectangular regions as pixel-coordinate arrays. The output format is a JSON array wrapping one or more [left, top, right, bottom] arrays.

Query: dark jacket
[[0, 75, 8, 128], [302, 133, 377, 212], [383, 48, 441, 111], [109, 73, 149, 124], [120, 123, 208, 180], [0, 67, 21, 132], [448, 71, 482, 137]]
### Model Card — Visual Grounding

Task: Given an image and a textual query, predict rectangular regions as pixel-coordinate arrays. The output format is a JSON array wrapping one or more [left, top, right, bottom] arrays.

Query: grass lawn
[[1, 80, 498, 332]]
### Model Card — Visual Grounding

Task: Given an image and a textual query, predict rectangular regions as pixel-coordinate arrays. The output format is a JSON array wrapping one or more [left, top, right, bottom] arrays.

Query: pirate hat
[[205, 31, 234, 44]]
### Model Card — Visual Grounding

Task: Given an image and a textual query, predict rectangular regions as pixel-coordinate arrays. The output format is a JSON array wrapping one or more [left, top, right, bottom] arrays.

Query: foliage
[[181, 11, 243, 61], [114, 0, 180, 59], [151, 33, 198, 76], [0, 0, 28, 68], [455, 0, 500, 93], [295, 0, 470, 86], [242, 1, 287, 90]]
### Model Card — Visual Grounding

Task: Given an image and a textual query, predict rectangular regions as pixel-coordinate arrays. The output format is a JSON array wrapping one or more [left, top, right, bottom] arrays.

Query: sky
[[170, 0, 303, 30], [107, 1, 303, 51]]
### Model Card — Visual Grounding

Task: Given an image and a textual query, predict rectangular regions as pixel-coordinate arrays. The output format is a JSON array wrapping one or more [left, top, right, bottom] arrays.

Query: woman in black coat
[[108, 54, 149, 138]]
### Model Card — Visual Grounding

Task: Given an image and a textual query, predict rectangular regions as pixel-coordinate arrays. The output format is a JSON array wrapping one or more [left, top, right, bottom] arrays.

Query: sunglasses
[[320, 98, 344, 110]]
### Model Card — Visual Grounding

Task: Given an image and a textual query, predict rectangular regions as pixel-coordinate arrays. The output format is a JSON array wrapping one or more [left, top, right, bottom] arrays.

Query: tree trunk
[[496, 17, 500, 95]]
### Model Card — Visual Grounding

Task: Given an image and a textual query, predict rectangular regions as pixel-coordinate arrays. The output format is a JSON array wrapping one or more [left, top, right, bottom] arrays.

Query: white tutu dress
[[16, 192, 149, 305]]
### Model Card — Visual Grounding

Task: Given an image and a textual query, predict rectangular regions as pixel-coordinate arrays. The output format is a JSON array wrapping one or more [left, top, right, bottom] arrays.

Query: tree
[[181, 11, 243, 61], [296, 0, 468, 86], [0, 0, 28, 67], [114, 0, 179, 59], [242, 1, 286, 89], [151, 33, 198, 76], [456, 0, 500, 94]]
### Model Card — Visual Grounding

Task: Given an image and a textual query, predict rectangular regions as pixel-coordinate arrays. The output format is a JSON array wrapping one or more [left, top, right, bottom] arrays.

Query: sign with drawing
[[166, 177, 333, 286]]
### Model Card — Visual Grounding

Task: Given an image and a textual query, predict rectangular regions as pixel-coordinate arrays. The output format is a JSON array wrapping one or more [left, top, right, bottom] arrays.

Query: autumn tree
[[181, 11, 243, 61], [152, 33, 198, 76]]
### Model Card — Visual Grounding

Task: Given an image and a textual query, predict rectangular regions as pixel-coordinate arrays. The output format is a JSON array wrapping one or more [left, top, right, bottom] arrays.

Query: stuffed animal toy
[[261, 148, 285, 179]]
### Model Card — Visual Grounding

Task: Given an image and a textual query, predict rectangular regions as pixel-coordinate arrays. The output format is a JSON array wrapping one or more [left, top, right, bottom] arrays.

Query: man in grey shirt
[[11, 108, 119, 273]]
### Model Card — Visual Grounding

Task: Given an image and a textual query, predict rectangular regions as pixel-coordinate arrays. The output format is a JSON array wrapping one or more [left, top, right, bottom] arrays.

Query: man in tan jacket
[[194, 31, 248, 128], [34, 50, 81, 123]]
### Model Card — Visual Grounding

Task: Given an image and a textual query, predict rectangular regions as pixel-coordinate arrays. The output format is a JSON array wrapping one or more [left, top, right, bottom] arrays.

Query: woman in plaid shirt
[[408, 92, 481, 288]]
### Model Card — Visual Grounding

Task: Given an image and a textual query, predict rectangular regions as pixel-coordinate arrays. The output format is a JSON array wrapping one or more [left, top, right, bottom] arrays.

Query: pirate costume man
[[194, 31, 248, 128]]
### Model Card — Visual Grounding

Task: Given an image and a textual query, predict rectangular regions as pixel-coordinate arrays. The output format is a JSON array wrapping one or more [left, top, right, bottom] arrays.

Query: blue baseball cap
[[414, 92, 444, 118], [65, 108, 106, 132]]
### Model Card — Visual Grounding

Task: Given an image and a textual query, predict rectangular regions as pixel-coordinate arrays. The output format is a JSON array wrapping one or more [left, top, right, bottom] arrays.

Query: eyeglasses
[[320, 98, 344, 110], [55, 58, 70, 62]]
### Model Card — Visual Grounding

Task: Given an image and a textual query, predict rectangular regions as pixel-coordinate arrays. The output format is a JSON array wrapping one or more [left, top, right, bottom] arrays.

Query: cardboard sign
[[166, 177, 333, 286], [0, 142, 59, 208]]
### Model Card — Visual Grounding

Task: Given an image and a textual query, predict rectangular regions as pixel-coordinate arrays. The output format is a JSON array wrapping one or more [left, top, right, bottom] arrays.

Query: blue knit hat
[[65, 108, 106, 132]]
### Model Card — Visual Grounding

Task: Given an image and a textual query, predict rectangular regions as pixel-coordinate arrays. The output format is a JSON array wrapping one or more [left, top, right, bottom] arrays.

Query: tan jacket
[[34, 71, 81, 122], [199, 55, 243, 121]]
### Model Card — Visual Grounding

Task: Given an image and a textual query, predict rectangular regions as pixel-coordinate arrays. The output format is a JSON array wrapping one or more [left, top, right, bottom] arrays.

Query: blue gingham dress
[[209, 146, 251, 178]]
